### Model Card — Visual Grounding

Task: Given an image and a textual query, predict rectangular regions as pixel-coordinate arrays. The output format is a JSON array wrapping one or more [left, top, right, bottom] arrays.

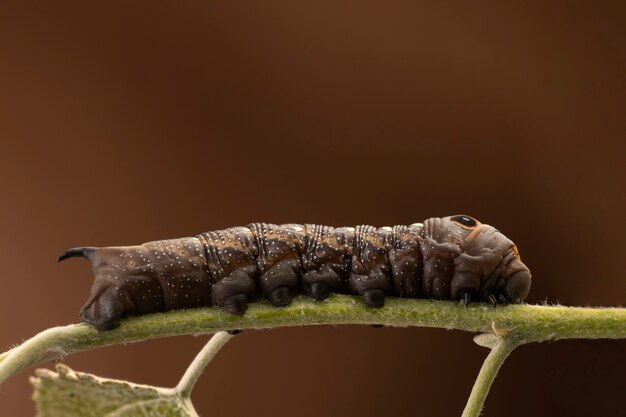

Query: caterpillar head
[[424, 215, 531, 304]]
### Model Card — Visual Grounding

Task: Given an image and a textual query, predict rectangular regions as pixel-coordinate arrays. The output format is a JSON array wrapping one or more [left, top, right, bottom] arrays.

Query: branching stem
[[462, 336, 519, 417], [174, 331, 234, 398], [1, 294, 625, 416]]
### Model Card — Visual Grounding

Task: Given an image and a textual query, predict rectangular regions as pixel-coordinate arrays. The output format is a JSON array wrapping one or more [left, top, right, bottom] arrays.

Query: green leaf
[[31, 364, 195, 417]]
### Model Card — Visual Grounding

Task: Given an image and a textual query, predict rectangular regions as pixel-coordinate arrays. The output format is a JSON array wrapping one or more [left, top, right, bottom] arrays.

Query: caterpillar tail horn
[[57, 247, 97, 263]]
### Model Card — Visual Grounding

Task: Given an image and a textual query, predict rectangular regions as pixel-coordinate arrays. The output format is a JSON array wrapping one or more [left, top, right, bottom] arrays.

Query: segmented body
[[195, 222, 427, 308], [59, 216, 532, 330]]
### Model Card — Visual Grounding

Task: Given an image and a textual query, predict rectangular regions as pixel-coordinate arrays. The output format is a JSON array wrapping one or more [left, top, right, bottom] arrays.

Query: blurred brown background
[[1, 2, 625, 416]]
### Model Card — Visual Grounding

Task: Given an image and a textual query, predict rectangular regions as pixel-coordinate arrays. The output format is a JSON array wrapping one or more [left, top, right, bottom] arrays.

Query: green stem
[[174, 331, 234, 398], [462, 337, 519, 417], [1, 295, 625, 385]]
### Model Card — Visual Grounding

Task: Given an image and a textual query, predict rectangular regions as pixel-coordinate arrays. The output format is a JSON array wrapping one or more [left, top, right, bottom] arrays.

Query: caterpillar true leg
[[461, 291, 472, 308]]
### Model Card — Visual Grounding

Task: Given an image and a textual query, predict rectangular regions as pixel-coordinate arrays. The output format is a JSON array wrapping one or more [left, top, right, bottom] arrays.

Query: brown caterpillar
[[58, 215, 531, 331]]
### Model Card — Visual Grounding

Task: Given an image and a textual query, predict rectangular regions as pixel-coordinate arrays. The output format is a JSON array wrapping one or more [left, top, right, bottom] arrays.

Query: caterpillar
[[58, 215, 531, 331]]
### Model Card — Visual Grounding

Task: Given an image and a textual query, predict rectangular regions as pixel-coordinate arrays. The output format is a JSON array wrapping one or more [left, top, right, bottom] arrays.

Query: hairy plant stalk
[[1, 295, 625, 387], [174, 331, 234, 398], [462, 336, 519, 417]]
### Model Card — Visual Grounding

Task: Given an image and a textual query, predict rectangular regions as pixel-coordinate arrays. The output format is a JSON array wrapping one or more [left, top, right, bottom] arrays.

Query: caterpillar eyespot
[[58, 215, 531, 331], [450, 215, 479, 228]]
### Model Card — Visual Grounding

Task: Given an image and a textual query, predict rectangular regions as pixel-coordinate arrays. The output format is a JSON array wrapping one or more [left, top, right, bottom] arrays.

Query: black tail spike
[[57, 247, 97, 263]]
